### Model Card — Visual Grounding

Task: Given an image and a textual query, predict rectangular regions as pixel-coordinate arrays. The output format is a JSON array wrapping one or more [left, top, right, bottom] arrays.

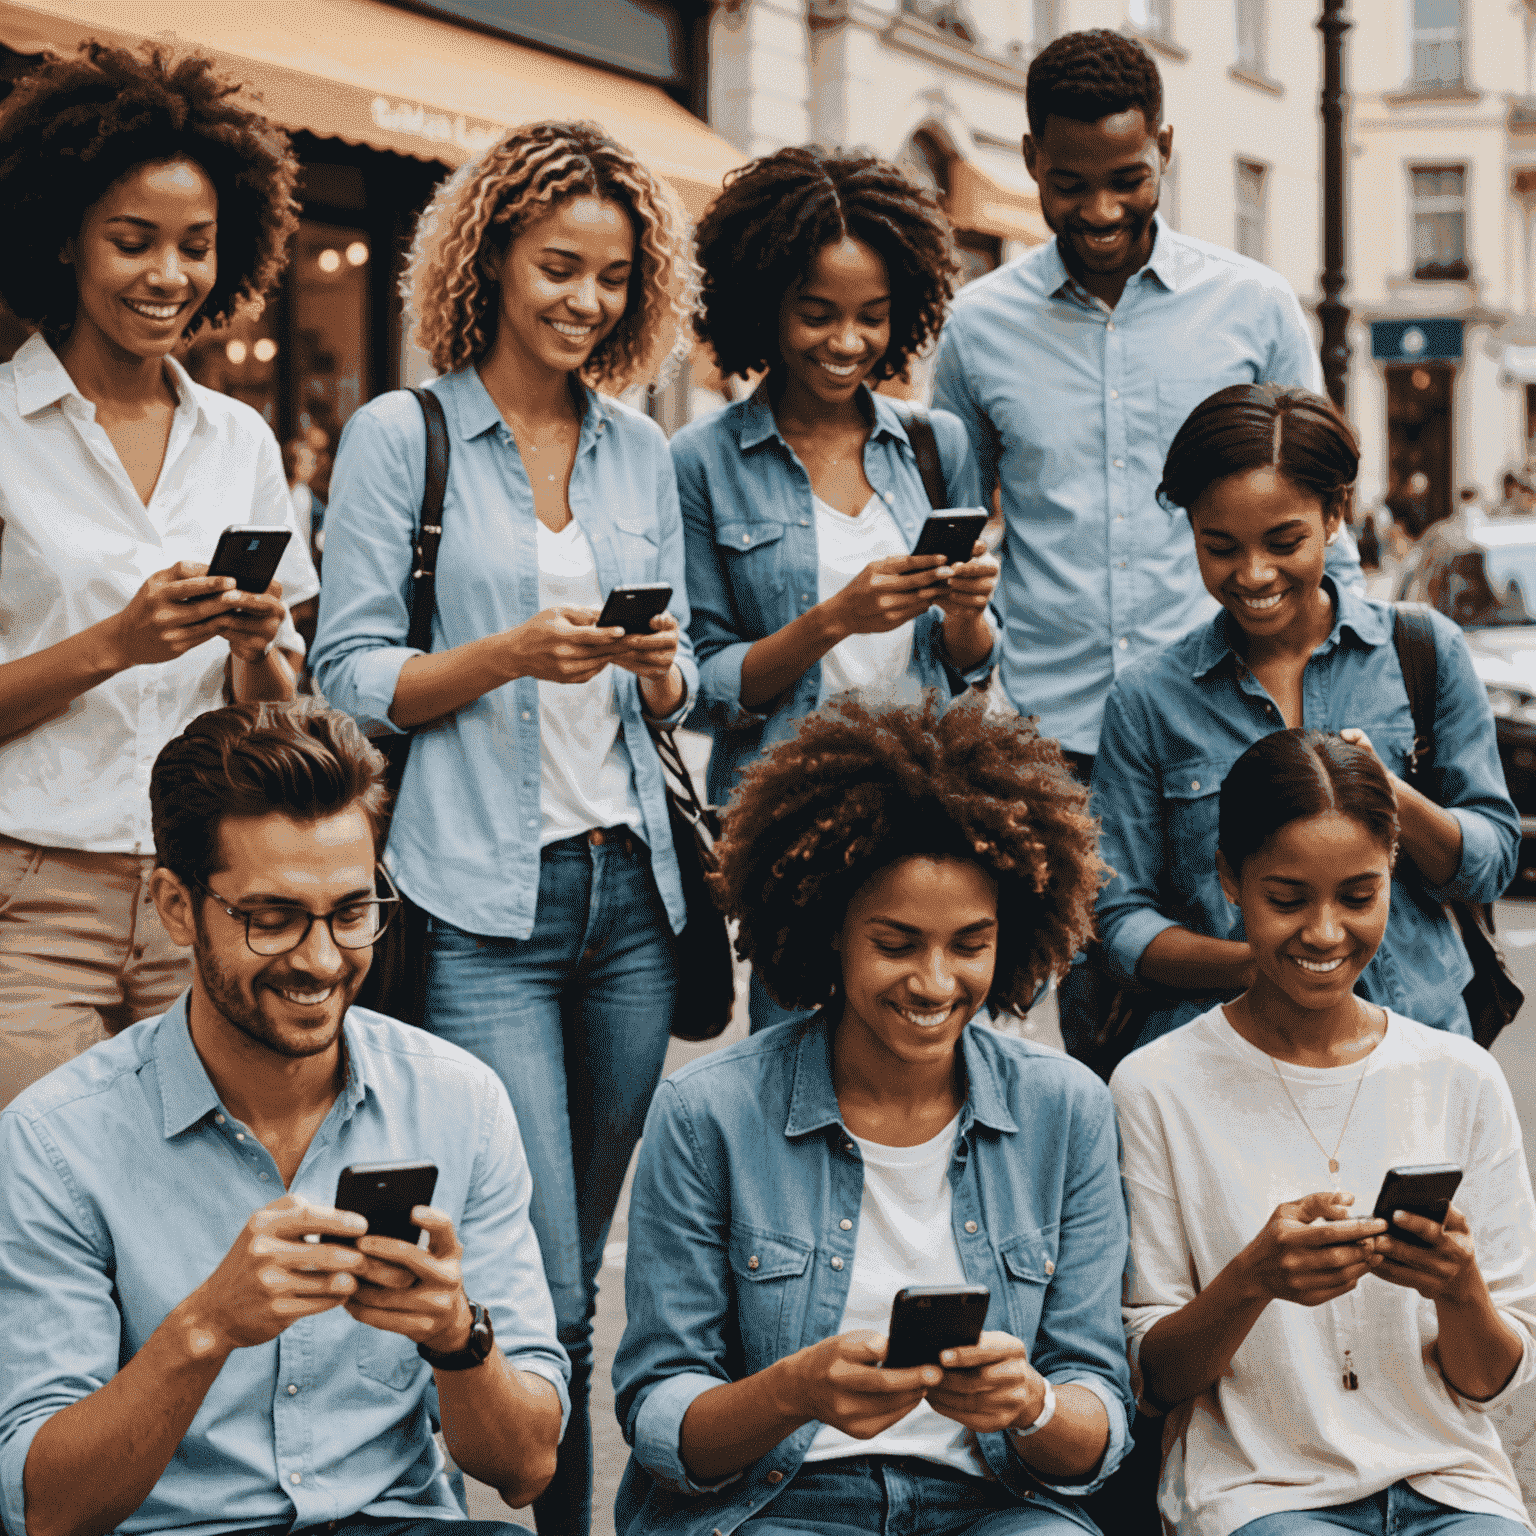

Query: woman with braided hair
[[310, 120, 699, 1536], [613, 692, 1134, 1536], [673, 146, 1002, 1031]]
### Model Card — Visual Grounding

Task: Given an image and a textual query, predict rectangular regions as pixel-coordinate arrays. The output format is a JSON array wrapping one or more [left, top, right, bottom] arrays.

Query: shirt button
[[527, 818, 536, 828], [831, 1256, 844, 1270], [839, 1218, 853, 1231], [842, 1141, 855, 1153], [800, 594, 810, 603], [884, 492, 894, 505], [235, 1133, 245, 1141], [742, 533, 751, 545], [1190, 780, 1200, 792], [1118, 637, 1129, 650], [747, 1255, 760, 1270], [800, 518, 810, 527], [767, 1470, 784, 1484], [215, 1114, 226, 1125], [290, 1472, 302, 1485], [1045, 1260, 1056, 1276], [521, 710, 531, 721], [1113, 458, 1125, 469], [288, 1384, 299, 1395], [1107, 321, 1116, 331], [964, 1220, 978, 1234], [1109, 389, 1119, 400]]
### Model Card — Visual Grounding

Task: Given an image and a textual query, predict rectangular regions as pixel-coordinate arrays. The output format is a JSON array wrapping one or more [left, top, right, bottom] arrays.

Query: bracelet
[[1011, 1378, 1056, 1439]]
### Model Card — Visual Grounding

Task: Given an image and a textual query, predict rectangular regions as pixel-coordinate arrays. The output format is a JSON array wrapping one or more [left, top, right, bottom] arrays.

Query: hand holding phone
[[912, 511, 988, 568], [1372, 1163, 1463, 1250], [596, 583, 673, 635], [190, 525, 292, 616], [882, 1284, 990, 1369]]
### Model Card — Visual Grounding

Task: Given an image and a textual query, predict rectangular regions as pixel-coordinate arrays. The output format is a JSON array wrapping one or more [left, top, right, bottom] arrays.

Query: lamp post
[[1318, 0, 1352, 411]]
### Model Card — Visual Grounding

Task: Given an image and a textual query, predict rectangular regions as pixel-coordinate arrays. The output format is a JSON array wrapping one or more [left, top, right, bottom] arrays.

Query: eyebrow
[[228, 886, 376, 908], [540, 244, 630, 263], [865, 916, 997, 935], [1198, 518, 1311, 540], [105, 215, 216, 231], [1259, 871, 1381, 888]]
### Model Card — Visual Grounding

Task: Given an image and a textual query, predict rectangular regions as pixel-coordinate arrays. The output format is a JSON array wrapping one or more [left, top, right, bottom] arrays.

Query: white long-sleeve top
[[1111, 1007, 1536, 1536]]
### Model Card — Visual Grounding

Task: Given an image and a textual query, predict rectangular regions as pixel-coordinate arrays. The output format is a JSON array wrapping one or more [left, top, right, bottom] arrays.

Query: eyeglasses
[[193, 866, 401, 957]]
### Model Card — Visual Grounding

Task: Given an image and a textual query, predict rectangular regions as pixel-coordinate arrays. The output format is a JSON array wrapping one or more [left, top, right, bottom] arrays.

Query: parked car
[[1396, 519, 1536, 855]]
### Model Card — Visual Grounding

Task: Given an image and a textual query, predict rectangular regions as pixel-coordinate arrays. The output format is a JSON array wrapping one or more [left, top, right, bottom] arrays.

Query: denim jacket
[[311, 368, 696, 939], [612, 1015, 1134, 1536], [672, 387, 996, 805], [1092, 580, 1520, 1042]]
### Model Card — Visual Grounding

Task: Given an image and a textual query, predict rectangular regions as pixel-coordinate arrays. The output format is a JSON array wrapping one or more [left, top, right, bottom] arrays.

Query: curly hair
[[1026, 29, 1163, 139], [709, 692, 1106, 1015], [0, 41, 299, 343], [692, 145, 959, 383], [403, 119, 697, 391]]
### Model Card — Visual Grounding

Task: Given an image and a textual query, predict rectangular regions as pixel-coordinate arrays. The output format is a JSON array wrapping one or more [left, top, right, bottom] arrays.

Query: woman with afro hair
[[0, 43, 318, 1108], [673, 146, 1002, 1031], [310, 119, 699, 1536], [613, 692, 1134, 1536]]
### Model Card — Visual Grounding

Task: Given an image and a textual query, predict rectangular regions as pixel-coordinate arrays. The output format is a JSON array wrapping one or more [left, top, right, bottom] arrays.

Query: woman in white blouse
[[0, 45, 315, 1106], [1112, 727, 1536, 1536]]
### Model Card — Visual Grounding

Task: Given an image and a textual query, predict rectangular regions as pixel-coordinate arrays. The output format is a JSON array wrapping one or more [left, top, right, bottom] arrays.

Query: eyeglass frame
[[190, 864, 401, 957]]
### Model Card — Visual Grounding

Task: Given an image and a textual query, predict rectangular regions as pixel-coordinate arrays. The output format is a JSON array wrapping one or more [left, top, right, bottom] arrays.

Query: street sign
[[1370, 318, 1463, 363]]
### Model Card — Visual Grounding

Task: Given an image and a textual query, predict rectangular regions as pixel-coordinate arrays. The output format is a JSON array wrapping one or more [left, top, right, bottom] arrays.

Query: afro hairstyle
[[1026, 29, 1163, 140], [691, 144, 959, 383], [708, 690, 1106, 1016], [0, 41, 299, 343]]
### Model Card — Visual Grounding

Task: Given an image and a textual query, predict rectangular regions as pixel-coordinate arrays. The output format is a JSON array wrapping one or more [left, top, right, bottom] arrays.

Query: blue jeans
[[747, 967, 817, 1034], [283, 1522, 529, 1535], [423, 830, 677, 1536], [736, 1457, 1093, 1536], [1231, 1482, 1526, 1536]]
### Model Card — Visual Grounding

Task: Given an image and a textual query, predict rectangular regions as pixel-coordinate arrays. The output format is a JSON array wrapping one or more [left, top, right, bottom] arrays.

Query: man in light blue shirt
[[934, 28, 1360, 764], [0, 702, 568, 1536]]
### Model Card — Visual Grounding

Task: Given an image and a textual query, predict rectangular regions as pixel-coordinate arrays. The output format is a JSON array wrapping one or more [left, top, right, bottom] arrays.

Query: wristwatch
[[417, 1300, 495, 1371]]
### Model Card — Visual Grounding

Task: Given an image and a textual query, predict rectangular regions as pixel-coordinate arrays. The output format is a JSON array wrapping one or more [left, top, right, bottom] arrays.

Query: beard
[[1057, 192, 1160, 272]]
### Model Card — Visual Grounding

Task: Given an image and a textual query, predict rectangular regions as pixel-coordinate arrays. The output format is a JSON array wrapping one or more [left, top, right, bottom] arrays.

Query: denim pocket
[[999, 1223, 1060, 1345], [614, 515, 660, 582], [714, 520, 790, 637], [729, 1222, 812, 1373]]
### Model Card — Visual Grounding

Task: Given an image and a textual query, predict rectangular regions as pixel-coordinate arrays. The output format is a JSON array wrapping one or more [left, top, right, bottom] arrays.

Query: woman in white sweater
[[1112, 728, 1536, 1536]]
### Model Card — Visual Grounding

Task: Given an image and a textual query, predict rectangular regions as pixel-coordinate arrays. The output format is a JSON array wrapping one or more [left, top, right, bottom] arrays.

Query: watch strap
[[417, 1300, 494, 1371]]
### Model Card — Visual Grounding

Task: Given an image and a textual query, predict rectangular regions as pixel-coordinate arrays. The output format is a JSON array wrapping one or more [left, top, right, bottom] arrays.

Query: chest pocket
[[714, 520, 790, 637], [357, 1326, 428, 1392], [1160, 760, 1229, 907], [613, 516, 659, 583], [729, 1223, 813, 1373], [999, 1224, 1059, 1348]]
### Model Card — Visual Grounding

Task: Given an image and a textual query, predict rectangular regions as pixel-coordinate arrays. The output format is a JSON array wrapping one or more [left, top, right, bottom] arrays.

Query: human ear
[[149, 867, 198, 949], [1216, 849, 1241, 908], [1022, 135, 1038, 181], [1157, 124, 1174, 165]]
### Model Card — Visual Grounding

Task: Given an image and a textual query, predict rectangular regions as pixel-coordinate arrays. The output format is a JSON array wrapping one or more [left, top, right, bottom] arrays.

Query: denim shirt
[[311, 368, 697, 939], [1093, 580, 1520, 1041], [672, 387, 995, 805], [612, 1016, 1133, 1536]]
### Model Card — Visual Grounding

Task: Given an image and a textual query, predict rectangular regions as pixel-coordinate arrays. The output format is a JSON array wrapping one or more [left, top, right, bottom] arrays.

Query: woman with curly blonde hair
[[311, 120, 699, 1536]]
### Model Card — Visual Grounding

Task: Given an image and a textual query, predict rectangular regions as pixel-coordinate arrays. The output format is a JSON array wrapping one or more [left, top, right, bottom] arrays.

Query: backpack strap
[[889, 399, 947, 510], [1392, 602, 1438, 795], [405, 386, 450, 655]]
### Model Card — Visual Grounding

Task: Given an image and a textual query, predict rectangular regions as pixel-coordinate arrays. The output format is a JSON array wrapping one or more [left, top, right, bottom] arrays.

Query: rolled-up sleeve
[[1421, 612, 1521, 905], [310, 400, 427, 735], [1094, 681, 1181, 980], [613, 1081, 740, 1496]]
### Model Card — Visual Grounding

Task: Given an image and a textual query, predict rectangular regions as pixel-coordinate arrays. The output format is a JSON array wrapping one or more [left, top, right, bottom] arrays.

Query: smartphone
[[882, 1284, 990, 1370], [912, 511, 988, 567], [596, 582, 673, 636], [320, 1159, 438, 1245], [207, 525, 292, 594], [1372, 1163, 1463, 1249]]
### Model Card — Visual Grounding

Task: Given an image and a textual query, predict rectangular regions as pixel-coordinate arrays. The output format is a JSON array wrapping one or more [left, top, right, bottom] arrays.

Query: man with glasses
[[0, 701, 568, 1536]]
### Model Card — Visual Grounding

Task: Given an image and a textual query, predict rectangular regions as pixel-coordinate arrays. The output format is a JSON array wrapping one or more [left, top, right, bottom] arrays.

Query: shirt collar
[[1044, 213, 1179, 303], [782, 1012, 1018, 1140], [1190, 576, 1388, 681], [737, 382, 906, 453], [154, 991, 369, 1139], [443, 365, 612, 447], [11, 331, 206, 425]]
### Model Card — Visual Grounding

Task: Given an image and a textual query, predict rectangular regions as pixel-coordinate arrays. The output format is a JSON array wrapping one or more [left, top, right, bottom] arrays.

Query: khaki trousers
[[0, 834, 190, 1107]]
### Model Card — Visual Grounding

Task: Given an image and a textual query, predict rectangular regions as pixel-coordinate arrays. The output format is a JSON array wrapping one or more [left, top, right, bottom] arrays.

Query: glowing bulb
[[224, 339, 248, 364], [317, 248, 342, 274], [252, 337, 278, 363], [345, 241, 369, 266]]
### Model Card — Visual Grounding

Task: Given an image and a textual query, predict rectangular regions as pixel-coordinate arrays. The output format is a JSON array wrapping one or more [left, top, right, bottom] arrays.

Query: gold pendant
[[1328, 1158, 1339, 1174]]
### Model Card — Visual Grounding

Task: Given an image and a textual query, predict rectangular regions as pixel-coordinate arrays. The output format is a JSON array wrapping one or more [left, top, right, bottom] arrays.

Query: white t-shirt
[[1112, 1006, 1536, 1536], [804, 1113, 987, 1477], [0, 334, 318, 854], [534, 519, 644, 847], [815, 492, 916, 697]]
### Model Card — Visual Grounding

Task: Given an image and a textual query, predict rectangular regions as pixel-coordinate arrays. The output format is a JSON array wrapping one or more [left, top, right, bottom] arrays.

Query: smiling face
[[1023, 109, 1170, 293], [775, 236, 892, 409], [1219, 811, 1392, 1016], [834, 856, 997, 1068], [490, 193, 634, 379], [1189, 466, 1341, 645], [62, 157, 218, 360]]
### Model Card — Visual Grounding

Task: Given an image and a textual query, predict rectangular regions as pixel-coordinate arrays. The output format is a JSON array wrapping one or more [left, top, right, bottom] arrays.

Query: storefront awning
[[947, 152, 1049, 246], [0, 0, 745, 217]]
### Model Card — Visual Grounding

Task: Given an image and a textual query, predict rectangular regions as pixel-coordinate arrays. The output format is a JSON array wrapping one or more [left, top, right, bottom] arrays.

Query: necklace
[[508, 417, 576, 484], [1269, 1050, 1371, 1183]]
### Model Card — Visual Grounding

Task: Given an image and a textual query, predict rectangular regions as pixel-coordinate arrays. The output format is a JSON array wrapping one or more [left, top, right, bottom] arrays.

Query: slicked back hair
[[150, 702, 389, 889], [1026, 29, 1163, 140], [692, 144, 959, 383]]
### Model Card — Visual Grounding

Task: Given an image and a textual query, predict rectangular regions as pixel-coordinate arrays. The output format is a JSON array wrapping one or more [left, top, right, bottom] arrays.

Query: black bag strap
[[890, 400, 947, 510], [405, 386, 450, 655], [1392, 603, 1439, 796]]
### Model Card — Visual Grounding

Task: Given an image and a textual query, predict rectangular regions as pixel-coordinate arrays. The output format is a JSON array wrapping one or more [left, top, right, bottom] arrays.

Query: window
[[1235, 160, 1267, 261], [1128, 0, 1171, 39], [1235, 0, 1265, 74], [1411, 166, 1468, 280], [1411, 0, 1464, 88]]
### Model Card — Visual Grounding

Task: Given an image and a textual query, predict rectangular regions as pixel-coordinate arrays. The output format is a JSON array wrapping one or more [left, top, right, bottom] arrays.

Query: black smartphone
[[207, 524, 292, 594], [596, 582, 673, 636], [1373, 1163, 1463, 1249], [911, 511, 987, 566], [882, 1284, 990, 1370], [320, 1159, 439, 1245]]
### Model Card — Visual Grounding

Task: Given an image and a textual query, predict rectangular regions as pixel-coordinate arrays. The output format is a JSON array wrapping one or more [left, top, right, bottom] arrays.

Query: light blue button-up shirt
[[0, 997, 569, 1536], [933, 217, 1361, 755], [673, 386, 994, 805], [612, 1015, 1133, 1536], [311, 368, 697, 939], [1092, 581, 1520, 1044]]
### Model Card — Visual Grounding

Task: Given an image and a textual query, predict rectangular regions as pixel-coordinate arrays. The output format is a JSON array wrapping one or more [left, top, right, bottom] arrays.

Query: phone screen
[[596, 583, 672, 635], [321, 1159, 439, 1245], [204, 526, 292, 611], [912, 512, 987, 566]]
